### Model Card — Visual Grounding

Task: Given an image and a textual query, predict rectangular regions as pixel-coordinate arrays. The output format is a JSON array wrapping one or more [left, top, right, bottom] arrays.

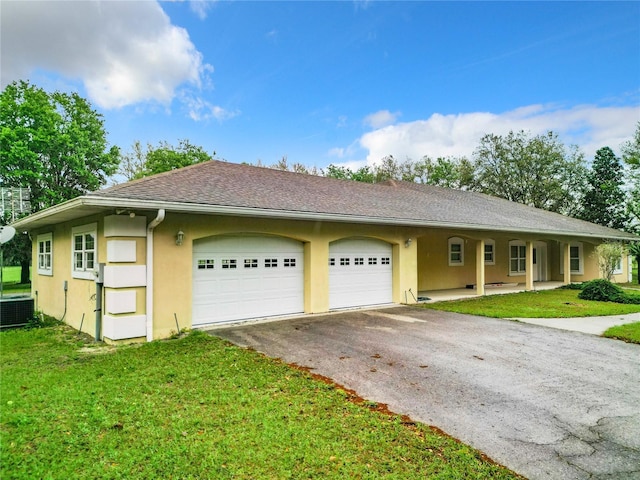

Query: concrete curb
[[513, 312, 640, 335]]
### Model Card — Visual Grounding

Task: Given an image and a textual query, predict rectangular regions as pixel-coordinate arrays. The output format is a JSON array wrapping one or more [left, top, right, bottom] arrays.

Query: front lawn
[[0, 326, 519, 479], [603, 322, 640, 344], [422, 288, 640, 319]]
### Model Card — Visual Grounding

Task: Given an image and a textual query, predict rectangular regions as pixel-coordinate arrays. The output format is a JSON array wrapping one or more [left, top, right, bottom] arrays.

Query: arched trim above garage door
[[192, 235, 304, 326], [329, 237, 393, 310]]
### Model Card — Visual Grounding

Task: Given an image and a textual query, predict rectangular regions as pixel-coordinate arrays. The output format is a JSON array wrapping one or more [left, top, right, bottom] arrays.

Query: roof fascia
[[11, 196, 88, 229]]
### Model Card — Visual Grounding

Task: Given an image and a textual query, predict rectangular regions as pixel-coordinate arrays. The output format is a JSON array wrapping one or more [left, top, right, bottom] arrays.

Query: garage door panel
[[329, 238, 393, 310], [193, 236, 304, 326]]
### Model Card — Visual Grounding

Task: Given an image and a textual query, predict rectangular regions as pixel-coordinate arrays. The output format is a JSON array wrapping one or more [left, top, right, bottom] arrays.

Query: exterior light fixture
[[176, 230, 185, 246], [405, 238, 412, 248], [115, 209, 135, 218]]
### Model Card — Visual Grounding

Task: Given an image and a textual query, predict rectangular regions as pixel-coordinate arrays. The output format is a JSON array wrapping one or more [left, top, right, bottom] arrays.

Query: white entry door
[[533, 242, 547, 282], [192, 235, 304, 326], [329, 238, 393, 310]]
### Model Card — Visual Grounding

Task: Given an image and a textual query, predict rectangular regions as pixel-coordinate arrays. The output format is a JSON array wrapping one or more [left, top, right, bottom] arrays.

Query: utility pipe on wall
[[94, 264, 104, 341], [146, 209, 165, 342]]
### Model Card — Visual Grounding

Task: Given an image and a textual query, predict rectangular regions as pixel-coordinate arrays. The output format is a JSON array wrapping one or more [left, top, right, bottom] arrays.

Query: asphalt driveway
[[209, 306, 640, 480]]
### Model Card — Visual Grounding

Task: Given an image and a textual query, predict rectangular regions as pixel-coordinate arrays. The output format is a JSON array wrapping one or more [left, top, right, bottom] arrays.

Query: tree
[[122, 139, 213, 180], [629, 242, 640, 285], [1, 80, 120, 210], [323, 155, 475, 187], [472, 130, 587, 215], [373, 155, 406, 182], [578, 146, 629, 230], [323, 164, 376, 183], [1, 80, 119, 282], [621, 122, 640, 233], [594, 242, 626, 281], [117, 140, 147, 182], [268, 156, 319, 176], [412, 156, 476, 189]]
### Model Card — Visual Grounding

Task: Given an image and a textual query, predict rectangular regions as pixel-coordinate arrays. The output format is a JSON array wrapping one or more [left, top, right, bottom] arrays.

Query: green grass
[[422, 288, 640, 319], [1, 265, 21, 283], [1, 266, 30, 293], [603, 322, 640, 344], [1, 326, 519, 479]]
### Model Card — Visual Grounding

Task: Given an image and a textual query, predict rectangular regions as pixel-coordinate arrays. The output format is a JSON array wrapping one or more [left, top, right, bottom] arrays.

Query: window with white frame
[[560, 242, 584, 275], [613, 256, 623, 275], [37, 233, 53, 276], [509, 241, 526, 275], [484, 239, 495, 265], [448, 237, 464, 266], [71, 223, 97, 280]]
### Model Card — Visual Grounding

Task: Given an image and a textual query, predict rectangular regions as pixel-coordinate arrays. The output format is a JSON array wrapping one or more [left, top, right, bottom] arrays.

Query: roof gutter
[[91, 198, 640, 241], [146, 209, 165, 342], [11, 195, 638, 242]]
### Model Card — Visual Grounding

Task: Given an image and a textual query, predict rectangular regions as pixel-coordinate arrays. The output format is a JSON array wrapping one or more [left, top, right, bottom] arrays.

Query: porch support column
[[563, 242, 571, 285], [525, 241, 534, 291], [304, 239, 329, 313], [475, 239, 485, 296]]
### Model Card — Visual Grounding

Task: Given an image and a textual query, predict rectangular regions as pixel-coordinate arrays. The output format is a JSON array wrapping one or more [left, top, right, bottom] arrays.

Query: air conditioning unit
[[0, 295, 34, 329]]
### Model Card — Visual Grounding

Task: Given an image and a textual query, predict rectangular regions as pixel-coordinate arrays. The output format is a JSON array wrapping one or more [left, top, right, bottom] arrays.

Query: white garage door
[[193, 235, 304, 326], [329, 238, 393, 310]]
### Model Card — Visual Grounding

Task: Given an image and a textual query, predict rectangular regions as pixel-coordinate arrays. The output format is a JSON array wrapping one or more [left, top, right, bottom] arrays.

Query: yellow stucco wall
[[149, 213, 419, 339], [611, 255, 631, 284], [416, 231, 548, 291], [416, 232, 610, 291], [30, 209, 628, 342], [32, 214, 106, 338]]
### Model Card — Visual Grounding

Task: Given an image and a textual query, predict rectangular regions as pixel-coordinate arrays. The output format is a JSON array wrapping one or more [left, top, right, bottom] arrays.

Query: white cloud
[[181, 94, 240, 122], [358, 103, 640, 164], [327, 138, 363, 164], [189, 0, 214, 20], [1, 0, 211, 109], [363, 109, 401, 129]]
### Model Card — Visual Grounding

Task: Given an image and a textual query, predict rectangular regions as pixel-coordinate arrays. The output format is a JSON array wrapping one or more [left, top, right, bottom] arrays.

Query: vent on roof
[[379, 179, 399, 187]]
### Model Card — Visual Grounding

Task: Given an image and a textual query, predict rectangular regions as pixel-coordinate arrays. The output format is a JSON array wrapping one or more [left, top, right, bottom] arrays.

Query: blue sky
[[2, 1, 639, 171]]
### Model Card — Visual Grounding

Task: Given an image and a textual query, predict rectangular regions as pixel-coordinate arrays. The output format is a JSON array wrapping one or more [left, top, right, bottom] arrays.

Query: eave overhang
[[11, 195, 639, 242]]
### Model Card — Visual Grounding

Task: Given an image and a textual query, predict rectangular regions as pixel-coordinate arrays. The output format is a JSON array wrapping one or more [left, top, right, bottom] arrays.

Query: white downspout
[[146, 209, 165, 342]]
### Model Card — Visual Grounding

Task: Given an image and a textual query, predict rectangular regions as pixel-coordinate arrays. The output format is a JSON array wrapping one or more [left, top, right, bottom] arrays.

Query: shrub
[[578, 279, 640, 304], [622, 293, 640, 305], [578, 279, 625, 303], [26, 313, 61, 329], [560, 282, 584, 290]]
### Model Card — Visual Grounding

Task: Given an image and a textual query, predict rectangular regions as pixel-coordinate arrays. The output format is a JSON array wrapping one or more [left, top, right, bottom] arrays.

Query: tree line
[[1, 80, 639, 282], [263, 130, 638, 234]]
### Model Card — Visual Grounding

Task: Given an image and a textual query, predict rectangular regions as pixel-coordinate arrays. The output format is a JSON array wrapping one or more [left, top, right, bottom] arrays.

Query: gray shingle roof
[[88, 160, 636, 240]]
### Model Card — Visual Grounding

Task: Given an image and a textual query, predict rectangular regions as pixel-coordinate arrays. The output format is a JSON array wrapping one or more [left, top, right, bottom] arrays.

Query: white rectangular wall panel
[[107, 240, 137, 263], [104, 265, 147, 288], [104, 215, 147, 237], [103, 314, 146, 340], [105, 290, 137, 314]]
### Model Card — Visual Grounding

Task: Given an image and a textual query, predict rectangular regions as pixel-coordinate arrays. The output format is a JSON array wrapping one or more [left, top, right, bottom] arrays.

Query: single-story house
[[12, 160, 637, 343]]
